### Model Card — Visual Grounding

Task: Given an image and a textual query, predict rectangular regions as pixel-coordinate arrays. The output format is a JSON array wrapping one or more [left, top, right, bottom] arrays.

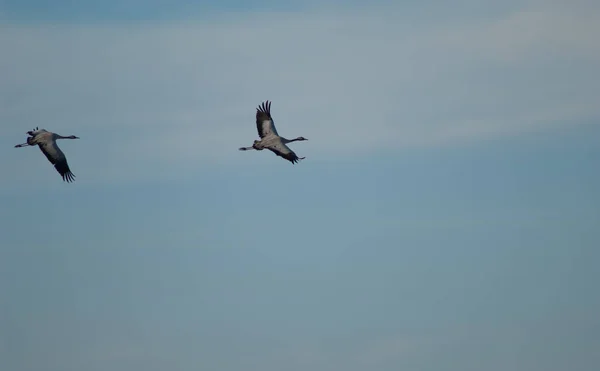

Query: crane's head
[[296, 136, 308, 141]]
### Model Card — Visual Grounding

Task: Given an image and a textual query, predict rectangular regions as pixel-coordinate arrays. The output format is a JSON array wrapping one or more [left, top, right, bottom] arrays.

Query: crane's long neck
[[282, 137, 301, 144], [55, 134, 78, 140]]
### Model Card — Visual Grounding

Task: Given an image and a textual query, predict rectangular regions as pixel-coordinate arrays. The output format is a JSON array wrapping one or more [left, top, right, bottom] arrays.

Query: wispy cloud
[[1, 1, 598, 186]]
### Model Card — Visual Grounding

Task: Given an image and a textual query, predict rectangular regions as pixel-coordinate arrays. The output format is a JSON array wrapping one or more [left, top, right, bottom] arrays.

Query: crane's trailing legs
[[15, 136, 35, 148], [239, 140, 264, 151]]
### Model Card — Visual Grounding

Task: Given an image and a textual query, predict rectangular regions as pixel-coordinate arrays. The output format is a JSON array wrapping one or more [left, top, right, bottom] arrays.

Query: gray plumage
[[239, 101, 308, 164], [15, 127, 79, 182]]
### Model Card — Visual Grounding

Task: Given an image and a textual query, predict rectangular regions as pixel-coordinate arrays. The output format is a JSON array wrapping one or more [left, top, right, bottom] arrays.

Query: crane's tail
[[27, 127, 39, 136]]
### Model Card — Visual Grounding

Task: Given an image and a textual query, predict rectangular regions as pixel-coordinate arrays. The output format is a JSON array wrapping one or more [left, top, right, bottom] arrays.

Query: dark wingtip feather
[[61, 171, 75, 183], [63, 172, 74, 182], [257, 100, 271, 115], [54, 161, 76, 183], [286, 154, 305, 164]]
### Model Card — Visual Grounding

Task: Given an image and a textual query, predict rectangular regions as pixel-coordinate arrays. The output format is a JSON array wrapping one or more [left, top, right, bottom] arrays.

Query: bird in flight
[[239, 100, 308, 164], [15, 127, 79, 182]]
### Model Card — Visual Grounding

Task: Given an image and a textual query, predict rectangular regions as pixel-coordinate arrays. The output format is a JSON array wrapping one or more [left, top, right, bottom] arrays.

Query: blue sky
[[1, 1, 599, 370]]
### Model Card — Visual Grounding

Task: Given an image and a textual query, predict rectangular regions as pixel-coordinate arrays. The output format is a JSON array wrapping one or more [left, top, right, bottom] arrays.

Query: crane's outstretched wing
[[266, 142, 305, 164], [256, 101, 279, 138], [38, 142, 76, 182]]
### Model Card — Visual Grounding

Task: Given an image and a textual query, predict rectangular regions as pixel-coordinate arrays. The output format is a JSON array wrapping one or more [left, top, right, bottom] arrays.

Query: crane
[[239, 101, 308, 164], [15, 127, 79, 182]]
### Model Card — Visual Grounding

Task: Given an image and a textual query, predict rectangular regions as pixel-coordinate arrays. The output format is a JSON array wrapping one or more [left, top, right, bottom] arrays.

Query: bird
[[239, 100, 308, 164], [14, 127, 79, 182]]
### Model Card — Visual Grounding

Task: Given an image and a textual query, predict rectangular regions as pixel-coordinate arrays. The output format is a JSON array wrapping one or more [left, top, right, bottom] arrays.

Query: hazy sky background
[[1, 0, 599, 370]]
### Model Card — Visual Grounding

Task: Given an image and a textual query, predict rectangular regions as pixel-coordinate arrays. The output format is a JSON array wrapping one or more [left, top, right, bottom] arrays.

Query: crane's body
[[239, 101, 308, 164], [15, 127, 79, 182]]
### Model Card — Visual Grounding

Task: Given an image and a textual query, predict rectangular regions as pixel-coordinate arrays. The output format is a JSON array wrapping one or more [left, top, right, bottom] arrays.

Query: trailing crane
[[15, 127, 79, 182]]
